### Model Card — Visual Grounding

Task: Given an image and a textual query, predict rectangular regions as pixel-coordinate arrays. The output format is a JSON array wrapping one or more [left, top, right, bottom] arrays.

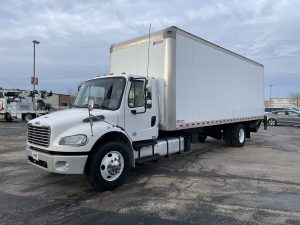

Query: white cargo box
[[110, 26, 264, 131]]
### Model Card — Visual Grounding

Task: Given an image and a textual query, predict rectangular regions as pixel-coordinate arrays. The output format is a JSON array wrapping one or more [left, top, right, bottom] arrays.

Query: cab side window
[[128, 80, 145, 108]]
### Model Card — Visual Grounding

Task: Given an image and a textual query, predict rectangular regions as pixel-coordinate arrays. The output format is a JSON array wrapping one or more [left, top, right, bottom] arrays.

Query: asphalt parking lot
[[0, 122, 300, 225]]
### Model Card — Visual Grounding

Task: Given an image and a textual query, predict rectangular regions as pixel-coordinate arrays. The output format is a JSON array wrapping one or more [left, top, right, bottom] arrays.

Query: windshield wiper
[[73, 104, 86, 108], [99, 105, 109, 110], [74, 103, 112, 110]]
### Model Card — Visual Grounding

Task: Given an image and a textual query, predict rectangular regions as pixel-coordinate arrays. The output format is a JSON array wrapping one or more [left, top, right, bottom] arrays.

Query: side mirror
[[88, 99, 94, 112], [146, 82, 151, 91], [146, 99, 152, 108]]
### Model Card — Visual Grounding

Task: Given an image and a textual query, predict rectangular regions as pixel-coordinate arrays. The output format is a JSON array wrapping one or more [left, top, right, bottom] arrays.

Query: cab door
[[124, 78, 158, 141]]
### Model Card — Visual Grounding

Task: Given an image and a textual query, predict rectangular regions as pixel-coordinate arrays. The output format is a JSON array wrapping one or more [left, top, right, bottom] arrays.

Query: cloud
[[0, 0, 299, 97]]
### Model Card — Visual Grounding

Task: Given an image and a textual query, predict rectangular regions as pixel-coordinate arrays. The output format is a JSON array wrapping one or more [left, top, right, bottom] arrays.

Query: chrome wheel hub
[[268, 119, 275, 126], [239, 128, 245, 143], [100, 151, 124, 181]]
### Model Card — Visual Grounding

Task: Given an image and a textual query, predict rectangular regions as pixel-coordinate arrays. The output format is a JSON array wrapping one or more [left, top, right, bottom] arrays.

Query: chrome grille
[[27, 124, 51, 147]]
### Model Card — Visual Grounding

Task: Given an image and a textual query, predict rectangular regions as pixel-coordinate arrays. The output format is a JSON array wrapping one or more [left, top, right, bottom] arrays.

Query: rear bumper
[[26, 146, 88, 174]]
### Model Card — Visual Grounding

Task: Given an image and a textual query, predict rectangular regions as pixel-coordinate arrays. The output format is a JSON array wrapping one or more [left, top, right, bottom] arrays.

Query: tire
[[184, 136, 191, 152], [268, 118, 277, 126], [24, 113, 33, 122], [231, 124, 246, 147], [5, 113, 12, 122], [198, 134, 207, 143], [87, 142, 130, 191], [223, 126, 232, 146]]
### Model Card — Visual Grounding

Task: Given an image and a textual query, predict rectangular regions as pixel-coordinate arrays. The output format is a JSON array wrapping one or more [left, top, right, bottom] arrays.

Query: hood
[[29, 108, 119, 138]]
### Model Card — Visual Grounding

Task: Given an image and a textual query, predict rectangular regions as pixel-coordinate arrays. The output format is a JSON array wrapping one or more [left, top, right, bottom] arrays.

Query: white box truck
[[26, 27, 264, 191]]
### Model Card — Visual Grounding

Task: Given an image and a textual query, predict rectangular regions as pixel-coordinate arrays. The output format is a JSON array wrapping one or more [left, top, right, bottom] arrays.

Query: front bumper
[[26, 146, 88, 174]]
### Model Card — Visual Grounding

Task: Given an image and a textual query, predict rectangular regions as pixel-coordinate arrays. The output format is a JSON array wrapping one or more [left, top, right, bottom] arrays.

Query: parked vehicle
[[285, 106, 300, 112], [265, 107, 287, 114], [0, 89, 52, 122], [266, 110, 300, 126], [26, 26, 264, 191]]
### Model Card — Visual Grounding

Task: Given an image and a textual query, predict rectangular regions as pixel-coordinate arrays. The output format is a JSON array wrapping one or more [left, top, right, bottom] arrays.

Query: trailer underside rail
[[176, 116, 264, 129]]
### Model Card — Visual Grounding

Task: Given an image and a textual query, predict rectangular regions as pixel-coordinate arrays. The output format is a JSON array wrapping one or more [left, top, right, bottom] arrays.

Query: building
[[44, 93, 75, 110], [265, 98, 299, 107]]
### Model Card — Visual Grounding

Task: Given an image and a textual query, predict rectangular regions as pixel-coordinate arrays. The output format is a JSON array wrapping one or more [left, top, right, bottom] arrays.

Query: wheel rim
[[25, 114, 33, 122], [238, 128, 245, 143], [100, 151, 124, 181], [268, 119, 275, 126]]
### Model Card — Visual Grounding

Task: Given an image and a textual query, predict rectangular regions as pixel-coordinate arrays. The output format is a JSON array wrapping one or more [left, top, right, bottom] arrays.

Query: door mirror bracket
[[88, 99, 94, 112]]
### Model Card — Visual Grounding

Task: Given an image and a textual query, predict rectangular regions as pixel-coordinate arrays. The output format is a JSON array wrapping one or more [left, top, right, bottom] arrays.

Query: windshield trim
[[74, 77, 126, 111]]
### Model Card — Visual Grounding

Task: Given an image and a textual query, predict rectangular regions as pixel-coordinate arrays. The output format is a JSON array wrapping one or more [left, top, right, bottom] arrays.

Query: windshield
[[74, 77, 126, 110]]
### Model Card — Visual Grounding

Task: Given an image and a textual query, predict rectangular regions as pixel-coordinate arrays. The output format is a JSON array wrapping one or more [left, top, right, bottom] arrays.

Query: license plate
[[17, 113, 22, 119], [32, 152, 39, 161]]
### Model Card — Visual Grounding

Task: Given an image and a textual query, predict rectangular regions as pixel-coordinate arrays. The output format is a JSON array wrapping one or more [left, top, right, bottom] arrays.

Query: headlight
[[59, 134, 88, 146]]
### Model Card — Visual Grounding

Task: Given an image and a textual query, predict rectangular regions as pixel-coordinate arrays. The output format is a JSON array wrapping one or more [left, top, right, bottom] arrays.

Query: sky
[[0, 0, 299, 99]]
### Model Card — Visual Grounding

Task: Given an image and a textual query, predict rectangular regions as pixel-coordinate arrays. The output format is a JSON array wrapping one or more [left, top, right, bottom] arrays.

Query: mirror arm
[[87, 99, 94, 136]]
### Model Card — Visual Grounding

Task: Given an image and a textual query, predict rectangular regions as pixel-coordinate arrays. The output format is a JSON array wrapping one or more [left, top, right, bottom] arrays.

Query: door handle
[[151, 116, 156, 127]]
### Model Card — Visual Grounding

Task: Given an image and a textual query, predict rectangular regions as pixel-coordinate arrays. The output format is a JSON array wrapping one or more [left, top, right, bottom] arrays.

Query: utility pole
[[32, 40, 40, 110], [269, 84, 273, 107]]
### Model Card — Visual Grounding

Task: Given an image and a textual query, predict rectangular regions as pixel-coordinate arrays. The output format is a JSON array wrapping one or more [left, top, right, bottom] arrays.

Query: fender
[[89, 125, 135, 167], [52, 122, 135, 167]]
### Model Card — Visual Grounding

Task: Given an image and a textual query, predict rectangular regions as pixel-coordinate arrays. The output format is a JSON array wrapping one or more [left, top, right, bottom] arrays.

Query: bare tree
[[289, 92, 300, 106], [66, 88, 77, 106], [66, 88, 78, 97], [66, 89, 73, 96]]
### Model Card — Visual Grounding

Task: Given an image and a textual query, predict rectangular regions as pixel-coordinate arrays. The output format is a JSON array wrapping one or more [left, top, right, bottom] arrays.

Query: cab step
[[133, 139, 157, 151], [135, 154, 161, 164]]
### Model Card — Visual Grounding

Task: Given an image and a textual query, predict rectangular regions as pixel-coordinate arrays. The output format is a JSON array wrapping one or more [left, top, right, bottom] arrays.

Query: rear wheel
[[231, 124, 246, 147], [198, 134, 207, 143], [87, 142, 130, 191], [223, 126, 232, 146], [268, 118, 277, 126]]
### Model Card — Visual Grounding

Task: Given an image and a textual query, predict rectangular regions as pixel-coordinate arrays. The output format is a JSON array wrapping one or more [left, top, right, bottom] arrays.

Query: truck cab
[[27, 74, 165, 190]]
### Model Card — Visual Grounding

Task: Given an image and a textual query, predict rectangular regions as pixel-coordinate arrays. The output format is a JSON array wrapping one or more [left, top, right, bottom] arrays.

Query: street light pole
[[269, 84, 273, 107], [32, 40, 40, 109]]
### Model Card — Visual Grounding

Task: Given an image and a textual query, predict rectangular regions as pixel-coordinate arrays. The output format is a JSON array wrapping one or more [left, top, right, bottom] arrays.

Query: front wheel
[[268, 118, 277, 126], [5, 113, 12, 122], [87, 142, 130, 191], [24, 113, 34, 122]]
